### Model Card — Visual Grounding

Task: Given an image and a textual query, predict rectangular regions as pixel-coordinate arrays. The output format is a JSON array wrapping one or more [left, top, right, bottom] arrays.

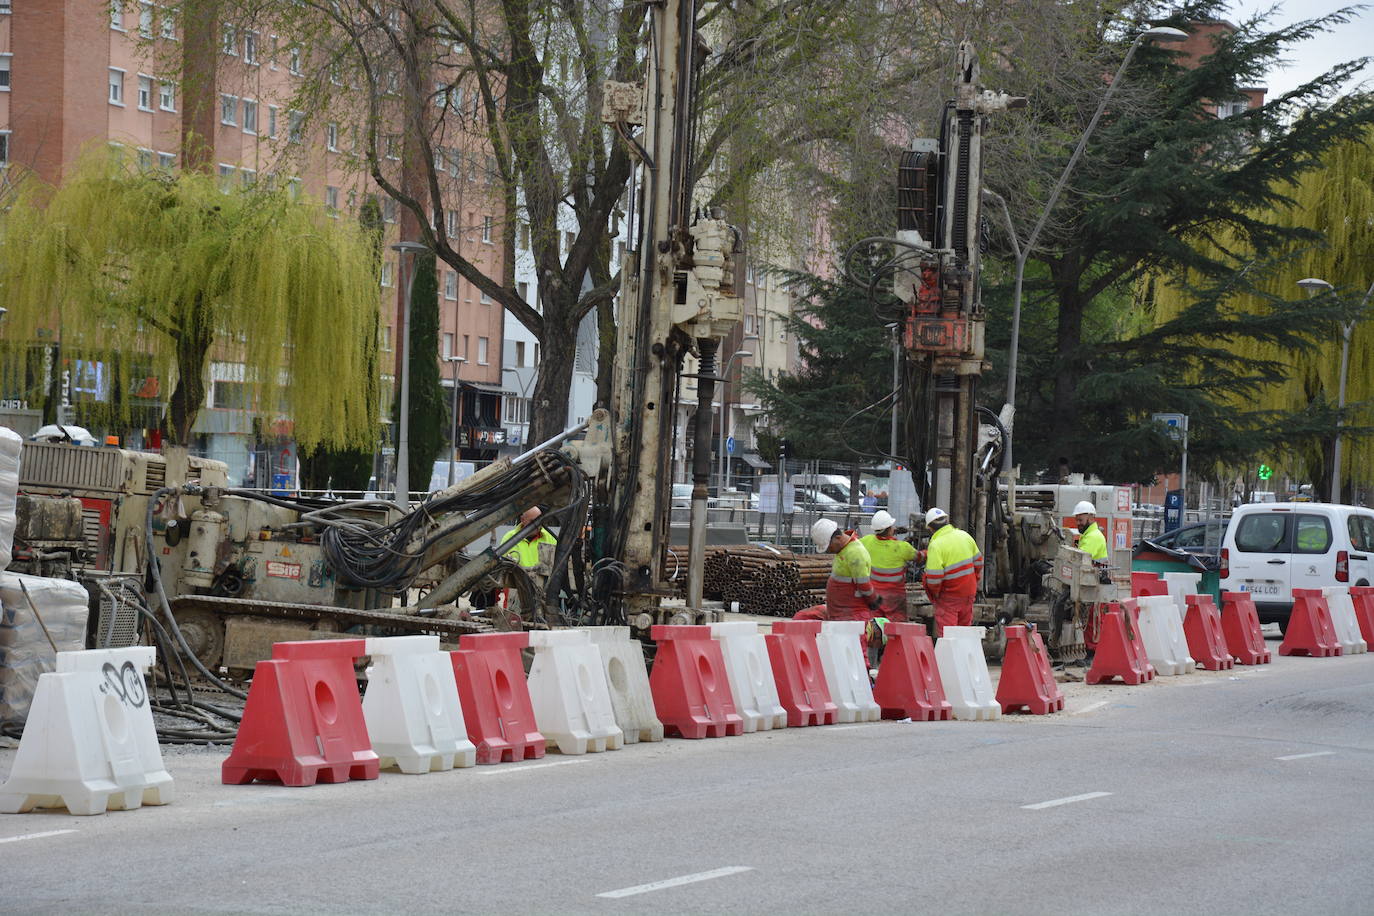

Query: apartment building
[[1, 2, 506, 482]]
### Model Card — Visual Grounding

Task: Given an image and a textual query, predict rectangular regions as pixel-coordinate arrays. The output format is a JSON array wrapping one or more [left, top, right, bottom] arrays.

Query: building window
[[110, 1, 124, 29], [240, 168, 256, 188], [158, 81, 175, 111], [221, 23, 236, 55], [160, 6, 176, 39], [0, 55, 10, 91], [480, 290, 492, 305], [217, 164, 235, 192], [381, 327, 392, 351], [518, 222, 530, 250], [243, 31, 258, 65], [446, 211, 459, 237], [326, 122, 338, 151], [108, 69, 125, 105], [515, 341, 526, 367], [442, 333, 454, 358], [563, 230, 574, 253], [135, 148, 153, 170], [220, 94, 237, 126], [384, 135, 399, 160], [267, 105, 278, 138], [242, 99, 257, 134], [433, 147, 446, 171], [157, 151, 175, 170], [267, 35, 278, 68], [381, 197, 397, 223], [136, 75, 153, 110], [138, 1, 154, 37], [288, 46, 301, 75], [444, 272, 457, 300], [381, 261, 394, 287], [325, 185, 339, 216], [0, 131, 9, 167], [462, 334, 469, 359], [286, 177, 301, 200], [0, 0, 11, 13], [477, 337, 489, 365], [287, 110, 304, 143], [481, 216, 493, 243]]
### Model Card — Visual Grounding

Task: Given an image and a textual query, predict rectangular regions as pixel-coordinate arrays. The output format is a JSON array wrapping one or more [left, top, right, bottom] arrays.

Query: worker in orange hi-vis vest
[[921, 507, 983, 637], [860, 510, 918, 621], [795, 517, 883, 620]]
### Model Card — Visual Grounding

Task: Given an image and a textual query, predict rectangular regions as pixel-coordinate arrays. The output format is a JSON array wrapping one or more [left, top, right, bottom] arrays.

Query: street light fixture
[[718, 338, 758, 493], [1000, 24, 1188, 475], [1298, 277, 1374, 503], [390, 240, 429, 506], [444, 355, 467, 487]]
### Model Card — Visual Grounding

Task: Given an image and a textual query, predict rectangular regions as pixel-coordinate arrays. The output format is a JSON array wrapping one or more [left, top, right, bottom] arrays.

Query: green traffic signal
[[1258, 463, 1273, 480]]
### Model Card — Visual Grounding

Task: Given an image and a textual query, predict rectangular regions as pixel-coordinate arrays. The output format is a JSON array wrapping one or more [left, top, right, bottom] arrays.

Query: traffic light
[[1258, 463, 1273, 480], [778, 438, 791, 461]]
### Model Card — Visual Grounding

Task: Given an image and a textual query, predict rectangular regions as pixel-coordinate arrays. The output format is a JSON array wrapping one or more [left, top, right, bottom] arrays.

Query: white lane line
[[0, 829, 77, 845], [1275, 751, 1336, 761], [597, 866, 754, 899], [1022, 792, 1113, 810], [1072, 700, 1110, 716], [820, 724, 869, 731], [476, 759, 587, 776]]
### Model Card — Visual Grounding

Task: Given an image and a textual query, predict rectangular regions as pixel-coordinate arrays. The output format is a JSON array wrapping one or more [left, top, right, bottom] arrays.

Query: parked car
[[1137, 519, 1228, 557], [1219, 503, 1374, 625]]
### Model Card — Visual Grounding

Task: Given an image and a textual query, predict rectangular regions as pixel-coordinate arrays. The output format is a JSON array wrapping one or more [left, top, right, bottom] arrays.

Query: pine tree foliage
[[0, 150, 381, 449], [1150, 131, 1374, 492], [745, 269, 892, 463]]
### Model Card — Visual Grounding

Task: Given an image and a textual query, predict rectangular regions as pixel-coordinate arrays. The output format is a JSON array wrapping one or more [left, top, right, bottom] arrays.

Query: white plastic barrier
[[0, 572, 90, 725], [817, 621, 881, 723], [1135, 595, 1195, 676], [0, 428, 19, 572], [933, 626, 1000, 721], [581, 627, 663, 743], [1161, 572, 1203, 616], [528, 630, 623, 755], [709, 621, 787, 732], [1322, 587, 1369, 655], [0, 647, 173, 815], [362, 635, 476, 773]]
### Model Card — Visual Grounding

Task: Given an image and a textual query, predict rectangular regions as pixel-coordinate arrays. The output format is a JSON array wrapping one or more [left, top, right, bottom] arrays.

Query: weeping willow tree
[[1152, 131, 1374, 498], [0, 150, 381, 450]]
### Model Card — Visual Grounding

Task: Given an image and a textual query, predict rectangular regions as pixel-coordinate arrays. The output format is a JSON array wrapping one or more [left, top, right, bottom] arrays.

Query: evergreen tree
[[980, 3, 1374, 483], [391, 252, 450, 491]]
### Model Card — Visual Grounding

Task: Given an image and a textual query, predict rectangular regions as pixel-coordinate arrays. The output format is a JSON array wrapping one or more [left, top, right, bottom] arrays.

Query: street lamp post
[[884, 322, 902, 461], [1000, 25, 1188, 474], [444, 355, 467, 487], [502, 365, 534, 449], [391, 241, 429, 506], [1300, 277, 1374, 503], [717, 340, 756, 493]]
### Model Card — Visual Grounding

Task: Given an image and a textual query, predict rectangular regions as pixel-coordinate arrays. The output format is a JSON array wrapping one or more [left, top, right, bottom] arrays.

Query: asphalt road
[[2, 639, 1372, 915]]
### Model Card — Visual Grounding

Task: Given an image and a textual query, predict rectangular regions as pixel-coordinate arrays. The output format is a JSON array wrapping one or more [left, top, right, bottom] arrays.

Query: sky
[[1224, 1, 1372, 97]]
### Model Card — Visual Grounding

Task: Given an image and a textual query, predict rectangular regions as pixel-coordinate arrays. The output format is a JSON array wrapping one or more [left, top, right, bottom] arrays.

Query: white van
[[1219, 503, 1374, 625]]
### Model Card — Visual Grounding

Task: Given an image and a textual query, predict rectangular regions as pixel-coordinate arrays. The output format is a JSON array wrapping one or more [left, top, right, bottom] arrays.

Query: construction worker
[[797, 518, 883, 623], [498, 506, 558, 570], [861, 510, 918, 621], [921, 507, 982, 637], [1073, 500, 1109, 659]]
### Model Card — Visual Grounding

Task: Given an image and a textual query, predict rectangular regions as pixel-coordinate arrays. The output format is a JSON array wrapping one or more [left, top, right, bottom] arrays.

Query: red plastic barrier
[[1280, 589, 1343, 658], [765, 621, 838, 727], [1349, 587, 1374, 647], [1131, 571, 1168, 598], [222, 639, 379, 786], [996, 625, 1064, 714], [450, 632, 546, 763], [1086, 603, 1155, 685], [1220, 592, 1272, 665], [1183, 595, 1234, 671], [648, 626, 743, 739], [872, 622, 951, 721]]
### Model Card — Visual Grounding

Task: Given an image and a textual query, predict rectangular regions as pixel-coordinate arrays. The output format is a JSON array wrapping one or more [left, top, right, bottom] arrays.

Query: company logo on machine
[[266, 560, 302, 579]]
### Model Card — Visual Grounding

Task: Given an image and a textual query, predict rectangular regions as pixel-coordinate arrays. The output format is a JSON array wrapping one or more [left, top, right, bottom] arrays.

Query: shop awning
[[741, 451, 770, 469]]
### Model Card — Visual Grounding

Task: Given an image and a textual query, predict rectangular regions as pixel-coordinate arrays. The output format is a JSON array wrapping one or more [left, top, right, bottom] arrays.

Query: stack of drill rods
[[696, 546, 835, 617]]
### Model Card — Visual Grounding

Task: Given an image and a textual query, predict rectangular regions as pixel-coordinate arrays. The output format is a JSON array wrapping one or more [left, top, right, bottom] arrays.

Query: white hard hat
[[811, 518, 840, 550], [869, 510, 896, 534], [924, 507, 949, 526], [1072, 500, 1096, 517]]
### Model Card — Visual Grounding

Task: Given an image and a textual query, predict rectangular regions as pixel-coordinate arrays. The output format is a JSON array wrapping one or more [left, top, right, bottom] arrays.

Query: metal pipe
[[687, 339, 719, 608], [1331, 279, 1374, 503], [513, 420, 591, 465]]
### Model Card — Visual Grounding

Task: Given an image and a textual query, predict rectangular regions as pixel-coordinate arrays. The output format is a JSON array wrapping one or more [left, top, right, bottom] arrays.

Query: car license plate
[[1242, 582, 1281, 596]]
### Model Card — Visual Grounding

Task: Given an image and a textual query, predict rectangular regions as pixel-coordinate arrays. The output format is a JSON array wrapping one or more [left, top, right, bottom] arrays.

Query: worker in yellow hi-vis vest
[[860, 510, 918, 621]]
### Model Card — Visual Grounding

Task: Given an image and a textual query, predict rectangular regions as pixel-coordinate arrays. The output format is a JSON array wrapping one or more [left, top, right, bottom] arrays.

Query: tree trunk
[[528, 305, 580, 445], [164, 306, 213, 445], [595, 295, 616, 412], [1051, 287, 1085, 455]]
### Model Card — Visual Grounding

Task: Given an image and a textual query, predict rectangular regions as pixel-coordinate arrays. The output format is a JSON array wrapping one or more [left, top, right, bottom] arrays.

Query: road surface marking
[[476, 759, 587, 776], [1022, 792, 1113, 810], [1072, 701, 1109, 716], [1275, 751, 1336, 761], [597, 866, 753, 899], [0, 829, 77, 845], [820, 725, 869, 731], [213, 790, 299, 807]]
